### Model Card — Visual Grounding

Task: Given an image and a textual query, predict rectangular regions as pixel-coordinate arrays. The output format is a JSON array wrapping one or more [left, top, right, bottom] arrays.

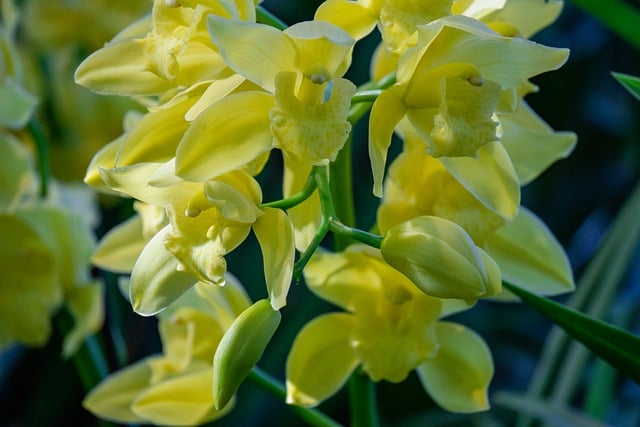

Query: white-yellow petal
[[440, 140, 520, 219], [286, 313, 359, 407], [252, 207, 295, 310], [417, 321, 493, 413], [130, 226, 198, 316], [484, 207, 575, 297], [92, 215, 146, 274], [207, 16, 297, 92], [176, 91, 274, 182]]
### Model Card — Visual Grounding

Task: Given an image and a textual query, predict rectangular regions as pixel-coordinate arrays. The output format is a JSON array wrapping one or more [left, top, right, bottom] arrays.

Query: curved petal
[[75, 26, 174, 96], [440, 140, 520, 219], [133, 367, 232, 426], [176, 91, 274, 182], [369, 88, 407, 197], [0, 132, 31, 210], [207, 16, 297, 92], [490, 0, 564, 38], [83, 358, 151, 424], [62, 281, 104, 358], [417, 321, 493, 413], [283, 157, 321, 251], [92, 215, 146, 273], [499, 102, 577, 185], [0, 79, 38, 129], [315, 0, 378, 41], [286, 313, 359, 407], [484, 207, 574, 297], [252, 207, 295, 310], [130, 226, 197, 316]]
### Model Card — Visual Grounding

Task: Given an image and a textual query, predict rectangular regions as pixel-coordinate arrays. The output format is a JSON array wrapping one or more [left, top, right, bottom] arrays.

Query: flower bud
[[212, 299, 281, 409], [381, 216, 501, 300]]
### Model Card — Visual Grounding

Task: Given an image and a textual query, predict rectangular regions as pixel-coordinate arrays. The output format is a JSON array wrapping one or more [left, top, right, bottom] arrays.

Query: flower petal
[[207, 16, 297, 92], [176, 91, 274, 182], [440, 140, 520, 219], [0, 132, 31, 210], [314, 0, 378, 41], [286, 313, 358, 407], [369, 88, 407, 197], [130, 225, 197, 316], [83, 358, 151, 424], [62, 281, 104, 358], [252, 207, 295, 310], [484, 207, 575, 297], [417, 321, 493, 413], [92, 215, 146, 273], [499, 101, 577, 185]]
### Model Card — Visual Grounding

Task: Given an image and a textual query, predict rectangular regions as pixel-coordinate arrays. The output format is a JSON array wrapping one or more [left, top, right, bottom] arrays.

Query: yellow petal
[[0, 132, 31, 210], [133, 367, 232, 426], [62, 281, 104, 358], [417, 321, 493, 413], [499, 101, 577, 185], [75, 15, 174, 96], [185, 74, 246, 121], [204, 171, 263, 223], [369, 87, 407, 197], [130, 225, 198, 316], [207, 16, 297, 92], [285, 20, 355, 79], [0, 214, 59, 347], [286, 313, 358, 407], [315, 0, 378, 40], [490, 0, 564, 38], [92, 215, 146, 274], [440, 140, 520, 219], [0, 79, 38, 129], [252, 207, 295, 310], [283, 156, 321, 251], [83, 358, 151, 424], [484, 207, 575, 296], [176, 91, 274, 182]]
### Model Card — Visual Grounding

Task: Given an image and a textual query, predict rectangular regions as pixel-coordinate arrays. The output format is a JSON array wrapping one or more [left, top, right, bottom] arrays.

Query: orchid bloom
[[84, 277, 250, 426], [287, 245, 494, 413]]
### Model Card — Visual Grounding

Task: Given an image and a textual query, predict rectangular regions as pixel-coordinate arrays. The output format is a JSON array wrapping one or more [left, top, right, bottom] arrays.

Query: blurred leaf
[[504, 282, 640, 384], [612, 72, 640, 101], [494, 392, 607, 427], [569, 0, 640, 51]]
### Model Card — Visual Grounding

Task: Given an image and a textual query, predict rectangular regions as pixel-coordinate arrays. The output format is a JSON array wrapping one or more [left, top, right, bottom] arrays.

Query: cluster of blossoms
[[70, 0, 577, 424], [0, 0, 103, 357]]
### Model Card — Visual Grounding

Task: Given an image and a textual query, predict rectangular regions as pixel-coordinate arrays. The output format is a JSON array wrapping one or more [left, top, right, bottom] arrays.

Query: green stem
[[261, 171, 317, 210], [348, 370, 379, 427], [351, 90, 383, 104], [27, 118, 50, 199], [256, 5, 288, 30], [248, 368, 343, 427], [329, 218, 382, 249]]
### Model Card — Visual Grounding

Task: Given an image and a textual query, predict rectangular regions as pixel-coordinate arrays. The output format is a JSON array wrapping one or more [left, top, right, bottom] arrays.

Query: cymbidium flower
[[96, 160, 294, 313], [175, 18, 357, 249], [368, 14, 569, 196], [84, 277, 250, 426], [75, 0, 258, 97], [287, 245, 493, 413]]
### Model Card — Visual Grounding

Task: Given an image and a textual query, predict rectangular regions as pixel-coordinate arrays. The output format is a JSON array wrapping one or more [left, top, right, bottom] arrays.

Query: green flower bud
[[381, 216, 501, 300], [212, 299, 281, 410]]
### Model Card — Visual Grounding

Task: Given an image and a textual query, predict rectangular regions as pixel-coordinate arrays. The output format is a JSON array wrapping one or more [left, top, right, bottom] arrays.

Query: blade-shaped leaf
[[612, 72, 640, 101], [504, 282, 640, 384]]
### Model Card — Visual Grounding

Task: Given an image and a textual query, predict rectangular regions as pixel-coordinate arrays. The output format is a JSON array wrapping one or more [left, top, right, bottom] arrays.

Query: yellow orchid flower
[[286, 245, 493, 412], [368, 14, 569, 196], [84, 277, 250, 426], [75, 0, 257, 97], [97, 160, 294, 313], [175, 18, 357, 249]]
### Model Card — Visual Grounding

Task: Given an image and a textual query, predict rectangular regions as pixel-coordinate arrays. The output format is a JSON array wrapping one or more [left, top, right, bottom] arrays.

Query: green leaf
[[503, 282, 640, 384], [612, 72, 640, 101]]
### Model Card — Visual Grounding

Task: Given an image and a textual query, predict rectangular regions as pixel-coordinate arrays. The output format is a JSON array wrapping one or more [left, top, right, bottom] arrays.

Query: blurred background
[[1, 0, 639, 426]]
